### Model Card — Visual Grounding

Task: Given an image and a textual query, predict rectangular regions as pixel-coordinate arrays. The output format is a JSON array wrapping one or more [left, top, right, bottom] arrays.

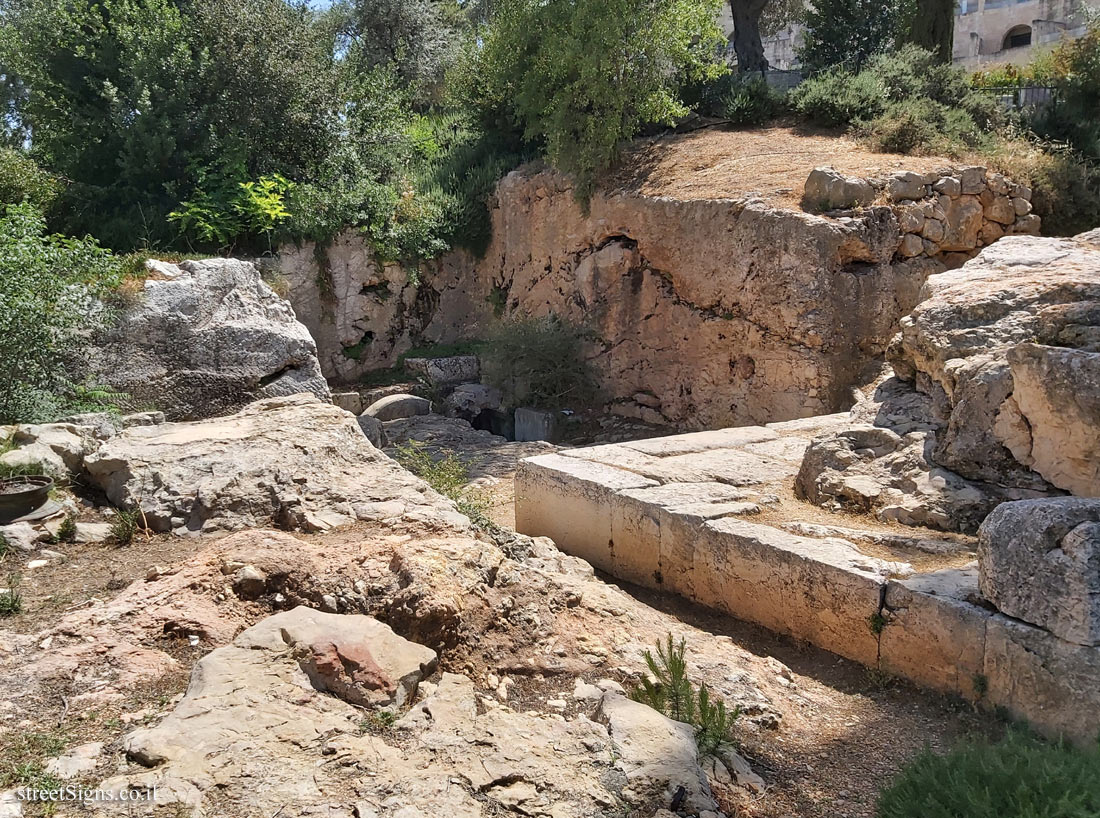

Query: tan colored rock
[[803, 166, 876, 209], [1004, 344, 1100, 495], [83, 394, 464, 534], [597, 692, 719, 814], [897, 232, 925, 257], [938, 195, 984, 251], [891, 233, 1100, 490], [984, 194, 1016, 225]]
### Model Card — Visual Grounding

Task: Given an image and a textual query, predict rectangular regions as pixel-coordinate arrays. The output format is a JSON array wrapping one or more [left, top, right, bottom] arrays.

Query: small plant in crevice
[[0, 573, 22, 617], [868, 611, 889, 637], [359, 709, 397, 734], [972, 672, 989, 706], [630, 634, 741, 757]]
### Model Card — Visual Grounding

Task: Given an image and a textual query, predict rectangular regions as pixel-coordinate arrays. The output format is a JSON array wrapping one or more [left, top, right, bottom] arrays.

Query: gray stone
[[356, 413, 389, 448], [0, 522, 40, 552], [959, 166, 987, 194], [803, 167, 876, 210], [404, 356, 479, 386], [83, 394, 464, 534], [89, 258, 330, 421], [978, 499, 1100, 646], [933, 176, 961, 197], [0, 442, 67, 479], [363, 394, 431, 421], [515, 407, 562, 443], [45, 741, 103, 780], [597, 692, 719, 814], [888, 171, 929, 202], [444, 383, 502, 419]]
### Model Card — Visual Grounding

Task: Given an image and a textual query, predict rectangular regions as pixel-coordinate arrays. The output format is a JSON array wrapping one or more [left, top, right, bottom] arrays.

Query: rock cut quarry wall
[[281, 164, 1038, 430]]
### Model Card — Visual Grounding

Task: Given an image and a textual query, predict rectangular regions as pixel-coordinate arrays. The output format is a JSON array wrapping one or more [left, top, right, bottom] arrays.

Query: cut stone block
[[983, 614, 1100, 746], [978, 498, 1100, 646], [882, 567, 988, 698]]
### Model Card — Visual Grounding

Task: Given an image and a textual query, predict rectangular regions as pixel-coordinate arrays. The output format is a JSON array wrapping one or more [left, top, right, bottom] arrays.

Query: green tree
[[0, 203, 124, 424], [798, 0, 908, 72], [475, 0, 725, 200]]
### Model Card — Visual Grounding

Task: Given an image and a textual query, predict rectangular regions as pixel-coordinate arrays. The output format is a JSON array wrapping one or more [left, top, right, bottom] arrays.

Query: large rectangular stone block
[[881, 568, 989, 699], [692, 518, 885, 666], [983, 614, 1100, 747], [515, 454, 656, 573]]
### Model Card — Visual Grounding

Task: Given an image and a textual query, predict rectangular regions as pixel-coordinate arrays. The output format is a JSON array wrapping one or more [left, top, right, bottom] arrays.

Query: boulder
[[332, 391, 364, 415], [890, 232, 1100, 491], [887, 171, 929, 202], [356, 412, 388, 448], [90, 258, 330, 421], [978, 498, 1100, 646], [444, 383, 502, 419], [83, 393, 463, 534], [404, 355, 480, 386], [363, 393, 431, 421], [597, 692, 719, 814], [803, 167, 876, 210], [236, 607, 437, 708], [1003, 344, 1100, 496]]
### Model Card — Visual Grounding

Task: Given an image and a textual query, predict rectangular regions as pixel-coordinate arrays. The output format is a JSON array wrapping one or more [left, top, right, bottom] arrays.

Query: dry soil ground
[[608, 125, 959, 210]]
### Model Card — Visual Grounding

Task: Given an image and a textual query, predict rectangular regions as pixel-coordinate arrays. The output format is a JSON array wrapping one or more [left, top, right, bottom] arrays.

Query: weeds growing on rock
[[630, 634, 740, 757], [393, 441, 499, 534], [359, 710, 397, 733], [0, 728, 68, 791], [0, 573, 23, 617]]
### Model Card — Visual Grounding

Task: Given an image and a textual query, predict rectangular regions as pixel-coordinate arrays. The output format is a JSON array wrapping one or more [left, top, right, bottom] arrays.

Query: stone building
[[718, 0, 1095, 70]]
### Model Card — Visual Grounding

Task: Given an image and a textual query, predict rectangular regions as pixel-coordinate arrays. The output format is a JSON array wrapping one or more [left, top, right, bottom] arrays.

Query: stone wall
[[280, 164, 1038, 431]]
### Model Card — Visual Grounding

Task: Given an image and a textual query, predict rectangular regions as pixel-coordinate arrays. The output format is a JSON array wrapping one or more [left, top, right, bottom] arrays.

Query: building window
[[957, 0, 976, 14], [1003, 25, 1033, 49]]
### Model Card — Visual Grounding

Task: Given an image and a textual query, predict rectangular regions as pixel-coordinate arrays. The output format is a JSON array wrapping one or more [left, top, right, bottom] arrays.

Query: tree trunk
[[729, 0, 771, 73], [907, 0, 954, 62]]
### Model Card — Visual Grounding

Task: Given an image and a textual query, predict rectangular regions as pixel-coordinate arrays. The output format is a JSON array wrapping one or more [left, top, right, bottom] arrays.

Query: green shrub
[[719, 77, 787, 126], [480, 315, 597, 410], [169, 169, 294, 253], [392, 441, 497, 533], [1028, 21, 1100, 163], [55, 514, 77, 545], [791, 67, 887, 127], [0, 149, 60, 211], [878, 731, 1100, 818], [0, 203, 125, 424], [988, 140, 1100, 237], [858, 98, 988, 155], [110, 510, 140, 546], [473, 0, 726, 201], [0, 574, 23, 617], [630, 634, 740, 757]]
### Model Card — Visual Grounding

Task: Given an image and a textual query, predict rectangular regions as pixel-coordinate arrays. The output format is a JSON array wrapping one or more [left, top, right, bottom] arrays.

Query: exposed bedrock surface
[[282, 165, 1034, 430], [889, 229, 1100, 495], [91, 258, 330, 421]]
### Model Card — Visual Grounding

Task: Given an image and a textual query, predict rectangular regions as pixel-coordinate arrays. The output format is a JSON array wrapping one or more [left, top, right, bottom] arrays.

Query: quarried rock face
[[83, 393, 464, 534], [92, 258, 329, 420], [889, 231, 1100, 495], [978, 499, 1100, 646]]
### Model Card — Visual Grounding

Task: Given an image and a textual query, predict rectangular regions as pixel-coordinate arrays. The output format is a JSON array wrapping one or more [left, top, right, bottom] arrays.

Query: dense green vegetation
[[879, 731, 1100, 818], [0, 203, 125, 423]]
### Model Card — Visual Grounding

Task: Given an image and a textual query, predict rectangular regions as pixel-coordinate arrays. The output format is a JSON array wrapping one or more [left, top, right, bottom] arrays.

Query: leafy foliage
[[0, 573, 23, 617], [0, 148, 59, 210], [798, 0, 910, 73], [473, 0, 725, 200], [630, 634, 741, 757], [878, 730, 1100, 818], [1028, 20, 1100, 163], [169, 170, 294, 251], [110, 509, 140, 546], [480, 315, 597, 410], [0, 203, 124, 424]]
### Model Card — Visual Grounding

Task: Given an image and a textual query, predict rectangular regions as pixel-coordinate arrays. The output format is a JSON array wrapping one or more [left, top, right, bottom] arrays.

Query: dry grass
[[606, 125, 960, 210]]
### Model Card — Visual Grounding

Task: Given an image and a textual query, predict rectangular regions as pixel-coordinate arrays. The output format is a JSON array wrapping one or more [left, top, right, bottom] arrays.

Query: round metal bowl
[[0, 475, 55, 522]]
